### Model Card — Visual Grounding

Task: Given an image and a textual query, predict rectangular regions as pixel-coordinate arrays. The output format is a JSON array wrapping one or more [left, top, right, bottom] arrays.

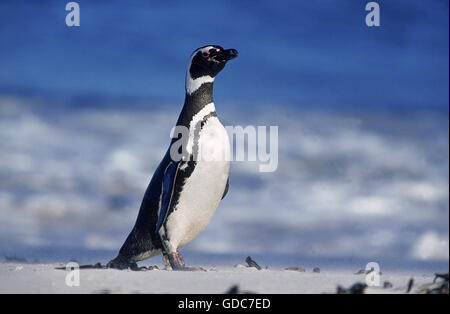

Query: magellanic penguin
[[107, 45, 238, 271]]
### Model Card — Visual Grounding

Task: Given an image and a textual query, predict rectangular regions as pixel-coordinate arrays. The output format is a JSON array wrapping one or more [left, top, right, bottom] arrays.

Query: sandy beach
[[1, 259, 447, 294]]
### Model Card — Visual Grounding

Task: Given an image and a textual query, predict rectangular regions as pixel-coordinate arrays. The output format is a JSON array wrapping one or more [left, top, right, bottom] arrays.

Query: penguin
[[107, 45, 238, 271]]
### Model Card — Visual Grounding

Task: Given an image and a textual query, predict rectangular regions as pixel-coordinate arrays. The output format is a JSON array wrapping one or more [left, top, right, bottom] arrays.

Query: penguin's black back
[[117, 151, 171, 258]]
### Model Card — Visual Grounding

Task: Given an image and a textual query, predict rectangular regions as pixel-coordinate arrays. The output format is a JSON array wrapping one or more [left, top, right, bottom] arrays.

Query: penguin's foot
[[107, 254, 155, 271], [167, 251, 185, 269], [106, 255, 132, 270], [167, 252, 206, 272], [129, 263, 159, 271], [107, 260, 136, 270], [107, 257, 158, 271]]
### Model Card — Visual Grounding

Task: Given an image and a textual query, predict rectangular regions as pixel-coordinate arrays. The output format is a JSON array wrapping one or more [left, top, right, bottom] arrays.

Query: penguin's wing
[[155, 160, 180, 234]]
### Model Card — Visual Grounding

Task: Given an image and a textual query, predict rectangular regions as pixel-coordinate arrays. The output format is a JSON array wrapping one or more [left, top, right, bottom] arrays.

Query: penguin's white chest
[[166, 116, 230, 248]]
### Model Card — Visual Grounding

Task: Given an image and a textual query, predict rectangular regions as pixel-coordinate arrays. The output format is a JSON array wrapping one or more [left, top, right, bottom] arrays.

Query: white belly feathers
[[165, 109, 230, 248]]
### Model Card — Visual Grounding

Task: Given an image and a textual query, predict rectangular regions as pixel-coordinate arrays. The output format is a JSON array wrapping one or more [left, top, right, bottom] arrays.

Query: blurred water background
[[0, 0, 448, 269]]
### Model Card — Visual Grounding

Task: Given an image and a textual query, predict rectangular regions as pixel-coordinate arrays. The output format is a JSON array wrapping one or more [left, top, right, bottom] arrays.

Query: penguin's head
[[188, 45, 238, 80]]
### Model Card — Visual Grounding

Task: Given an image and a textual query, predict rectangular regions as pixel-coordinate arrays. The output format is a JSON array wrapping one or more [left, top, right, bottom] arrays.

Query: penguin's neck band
[[186, 102, 216, 154], [186, 73, 215, 95], [190, 102, 216, 128]]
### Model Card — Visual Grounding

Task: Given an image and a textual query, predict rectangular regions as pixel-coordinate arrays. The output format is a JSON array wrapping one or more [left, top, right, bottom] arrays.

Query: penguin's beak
[[216, 48, 239, 62], [224, 48, 238, 60]]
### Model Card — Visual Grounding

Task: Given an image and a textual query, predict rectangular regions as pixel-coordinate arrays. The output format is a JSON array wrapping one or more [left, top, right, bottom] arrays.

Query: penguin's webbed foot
[[107, 257, 158, 271], [107, 254, 138, 270], [129, 263, 159, 271], [167, 252, 206, 272]]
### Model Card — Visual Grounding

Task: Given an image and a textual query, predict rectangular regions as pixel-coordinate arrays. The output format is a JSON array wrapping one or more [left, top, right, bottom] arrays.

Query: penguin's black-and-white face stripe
[[186, 45, 238, 95], [186, 46, 216, 95]]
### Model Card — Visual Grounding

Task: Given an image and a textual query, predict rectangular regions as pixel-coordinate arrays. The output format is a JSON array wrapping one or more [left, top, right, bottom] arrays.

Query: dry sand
[[0, 262, 444, 294]]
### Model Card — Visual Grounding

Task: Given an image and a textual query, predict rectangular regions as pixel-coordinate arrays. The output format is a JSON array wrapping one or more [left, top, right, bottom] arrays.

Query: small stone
[[224, 285, 255, 294], [313, 267, 320, 273], [406, 278, 414, 293], [336, 282, 367, 294], [225, 285, 240, 294], [284, 267, 305, 272], [433, 273, 449, 283], [245, 256, 262, 270], [383, 281, 393, 289]]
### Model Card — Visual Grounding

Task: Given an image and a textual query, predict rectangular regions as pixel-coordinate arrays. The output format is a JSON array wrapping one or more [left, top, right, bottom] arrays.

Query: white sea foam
[[0, 97, 448, 262]]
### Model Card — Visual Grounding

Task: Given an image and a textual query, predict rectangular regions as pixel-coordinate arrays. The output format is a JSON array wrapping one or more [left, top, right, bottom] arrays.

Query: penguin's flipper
[[155, 160, 180, 234], [221, 178, 229, 200]]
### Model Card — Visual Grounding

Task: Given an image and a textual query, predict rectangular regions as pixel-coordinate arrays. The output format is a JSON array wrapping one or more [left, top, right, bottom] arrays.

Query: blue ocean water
[[0, 1, 448, 267], [0, 0, 448, 109]]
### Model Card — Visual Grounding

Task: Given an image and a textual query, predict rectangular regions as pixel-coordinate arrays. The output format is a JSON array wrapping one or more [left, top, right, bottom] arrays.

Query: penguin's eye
[[202, 50, 210, 58]]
